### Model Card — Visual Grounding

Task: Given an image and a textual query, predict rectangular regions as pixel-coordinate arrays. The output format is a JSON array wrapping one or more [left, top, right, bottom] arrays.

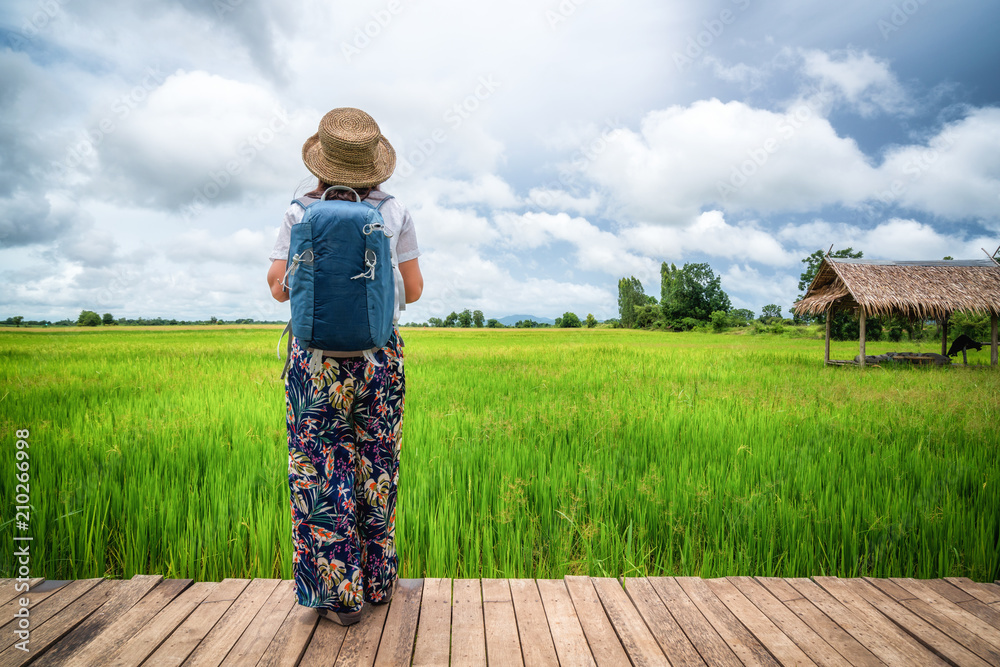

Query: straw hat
[[301, 108, 396, 188]]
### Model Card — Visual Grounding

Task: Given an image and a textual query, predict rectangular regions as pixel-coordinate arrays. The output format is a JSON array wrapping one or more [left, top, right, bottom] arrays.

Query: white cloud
[[780, 217, 1000, 261], [92, 70, 313, 210], [722, 264, 800, 312], [405, 247, 615, 321], [493, 211, 659, 279], [407, 200, 499, 251], [875, 108, 1000, 223], [583, 98, 880, 223], [525, 188, 602, 216], [164, 228, 273, 265], [621, 211, 797, 266], [800, 48, 907, 116]]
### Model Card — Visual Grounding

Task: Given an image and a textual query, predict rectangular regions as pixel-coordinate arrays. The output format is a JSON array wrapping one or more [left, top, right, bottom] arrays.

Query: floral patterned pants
[[285, 330, 404, 613]]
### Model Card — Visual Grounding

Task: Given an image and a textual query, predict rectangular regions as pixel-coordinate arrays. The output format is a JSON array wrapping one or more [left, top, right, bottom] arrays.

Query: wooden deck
[[2, 575, 1000, 665]]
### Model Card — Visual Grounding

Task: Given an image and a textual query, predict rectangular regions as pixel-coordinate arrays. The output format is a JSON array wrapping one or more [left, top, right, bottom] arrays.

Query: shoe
[[372, 581, 396, 606], [320, 608, 362, 626]]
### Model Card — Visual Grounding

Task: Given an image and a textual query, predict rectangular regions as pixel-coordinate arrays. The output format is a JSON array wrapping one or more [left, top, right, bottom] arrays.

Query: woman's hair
[[305, 179, 380, 201]]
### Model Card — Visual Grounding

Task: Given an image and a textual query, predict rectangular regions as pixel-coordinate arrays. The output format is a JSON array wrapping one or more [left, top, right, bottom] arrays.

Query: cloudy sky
[[2, 0, 999, 324]]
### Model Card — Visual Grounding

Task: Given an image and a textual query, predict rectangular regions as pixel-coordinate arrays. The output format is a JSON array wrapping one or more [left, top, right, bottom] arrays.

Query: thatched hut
[[793, 257, 1000, 366]]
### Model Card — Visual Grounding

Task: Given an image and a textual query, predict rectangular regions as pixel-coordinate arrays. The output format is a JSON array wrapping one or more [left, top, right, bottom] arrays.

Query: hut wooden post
[[941, 315, 949, 356], [859, 310, 866, 367], [992, 314, 998, 367], [824, 308, 832, 364]]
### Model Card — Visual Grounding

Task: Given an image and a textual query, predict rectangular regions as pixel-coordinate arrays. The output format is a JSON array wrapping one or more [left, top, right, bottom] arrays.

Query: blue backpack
[[277, 186, 396, 379]]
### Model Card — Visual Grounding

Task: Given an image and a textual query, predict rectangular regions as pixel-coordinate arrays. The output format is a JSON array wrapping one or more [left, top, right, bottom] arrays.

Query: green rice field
[[1, 326, 998, 583]]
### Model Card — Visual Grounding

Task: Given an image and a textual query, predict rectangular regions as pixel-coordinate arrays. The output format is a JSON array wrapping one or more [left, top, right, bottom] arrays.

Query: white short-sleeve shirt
[[269, 188, 420, 323]]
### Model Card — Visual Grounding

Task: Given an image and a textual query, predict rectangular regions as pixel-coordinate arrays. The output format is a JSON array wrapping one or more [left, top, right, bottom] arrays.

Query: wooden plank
[[536, 579, 596, 667], [482, 579, 523, 667], [104, 582, 217, 667], [374, 579, 423, 667], [0, 578, 109, 666], [729, 577, 856, 667], [298, 614, 347, 667], [648, 577, 742, 667], [622, 577, 704, 666], [450, 578, 486, 667], [842, 578, 994, 666], [755, 577, 805, 603], [0, 579, 45, 607], [220, 579, 297, 666], [590, 578, 668, 666], [677, 576, 779, 667], [756, 578, 881, 667], [508, 579, 560, 667], [564, 575, 630, 667], [800, 577, 947, 666], [920, 579, 974, 604], [0, 578, 81, 651], [181, 577, 282, 667], [242, 588, 318, 667], [861, 578, 917, 602], [866, 579, 1000, 628], [954, 597, 1000, 633], [859, 311, 867, 367], [333, 602, 390, 667], [706, 577, 814, 666], [142, 578, 253, 666], [19, 575, 162, 667], [411, 578, 451, 667], [891, 578, 1000, 652], [945, 577, 1000, 605], [59, 577, 193, 667]]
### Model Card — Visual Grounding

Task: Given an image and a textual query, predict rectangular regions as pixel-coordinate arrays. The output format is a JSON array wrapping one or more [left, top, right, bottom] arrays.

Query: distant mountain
[[497, 314, 555, 326]]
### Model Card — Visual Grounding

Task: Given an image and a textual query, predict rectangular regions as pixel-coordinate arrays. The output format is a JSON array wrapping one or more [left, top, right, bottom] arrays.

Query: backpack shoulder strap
[[290, 197, 312, 211], [374, 195, 394, 211]]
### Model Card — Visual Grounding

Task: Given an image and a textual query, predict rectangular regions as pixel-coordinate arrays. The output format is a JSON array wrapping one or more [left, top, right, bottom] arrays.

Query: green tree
[[428, 317, 444, 327], [617, 276, 646, 328], [444, 311, 458, 327], [660, 262, 678, 306], [585, 313, 597, 328], [102, 313, 114, 325], [661, 262, 731, 322], [559, 312, 582, 328], [728, 309, 754, 326], [78, 310, 101, 326], [472, 310, 485, 327], [486, 318, 500, 328], [515, 319, 534, 328], [760, 304, 781, 323], [11, 316, 23, 327], [458, 309, 473, 327], [634, 304, 661, 328], [711, 310, 729, 332]]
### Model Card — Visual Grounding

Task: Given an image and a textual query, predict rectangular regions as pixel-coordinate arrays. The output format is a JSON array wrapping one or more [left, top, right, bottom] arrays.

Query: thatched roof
[[793, 258, 1000, 320]]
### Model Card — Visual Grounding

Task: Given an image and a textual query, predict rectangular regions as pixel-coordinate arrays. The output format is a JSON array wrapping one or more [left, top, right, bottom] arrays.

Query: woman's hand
[[267, 260, 289, 303]]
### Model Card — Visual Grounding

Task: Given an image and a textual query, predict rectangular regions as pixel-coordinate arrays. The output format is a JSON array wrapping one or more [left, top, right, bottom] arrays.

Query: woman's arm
[[267, 260, 289, 303], [399, 258, 423, 303]]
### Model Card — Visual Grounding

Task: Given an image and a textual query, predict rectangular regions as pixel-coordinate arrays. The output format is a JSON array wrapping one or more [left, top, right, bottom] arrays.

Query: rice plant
[[1, 326, 997, 583]]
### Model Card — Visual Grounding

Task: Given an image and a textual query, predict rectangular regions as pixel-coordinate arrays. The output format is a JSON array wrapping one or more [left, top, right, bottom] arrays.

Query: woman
[[266, 108, 422, 625]]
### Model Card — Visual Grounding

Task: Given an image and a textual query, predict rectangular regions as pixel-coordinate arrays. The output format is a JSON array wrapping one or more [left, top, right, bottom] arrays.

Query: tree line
[[1, 312, 286, 327], [616, 249, 997, 343], [422, 309, 599, 329]]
